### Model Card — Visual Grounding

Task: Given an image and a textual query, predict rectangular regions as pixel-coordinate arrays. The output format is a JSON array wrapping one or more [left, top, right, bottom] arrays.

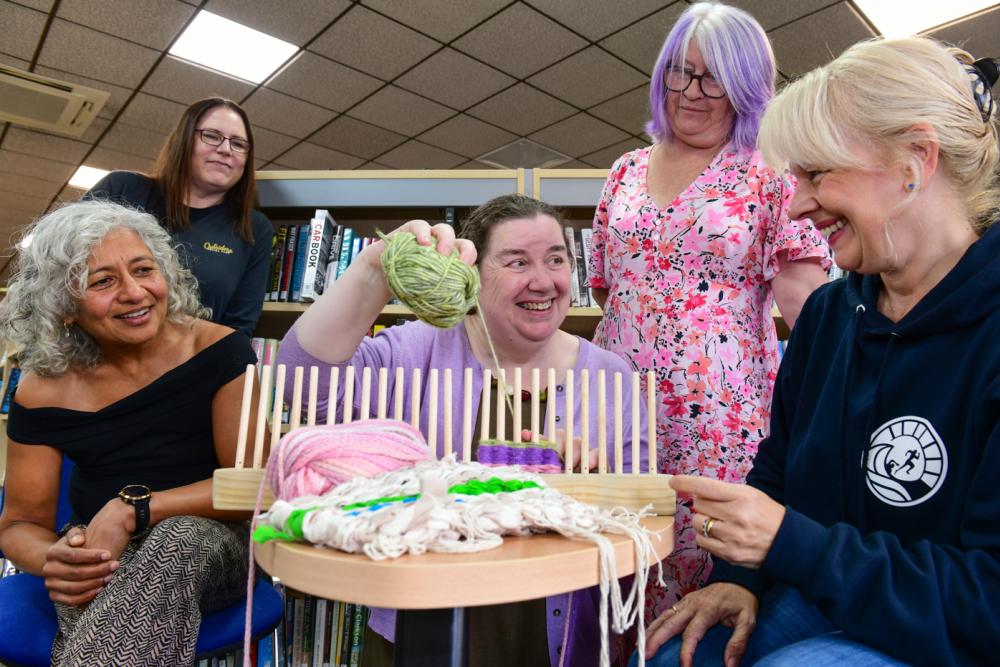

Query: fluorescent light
[[169, 10, 298, 84], [854, 0, 999, 38], [68, 165, 110, 190]]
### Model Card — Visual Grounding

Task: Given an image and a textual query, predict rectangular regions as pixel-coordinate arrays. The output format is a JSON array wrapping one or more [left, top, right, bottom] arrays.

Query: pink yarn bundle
[[265, 419, 432, 501]]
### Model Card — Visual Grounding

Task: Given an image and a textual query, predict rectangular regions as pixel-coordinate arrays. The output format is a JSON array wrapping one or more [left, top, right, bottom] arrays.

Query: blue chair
[[0, 458, 283, 666]]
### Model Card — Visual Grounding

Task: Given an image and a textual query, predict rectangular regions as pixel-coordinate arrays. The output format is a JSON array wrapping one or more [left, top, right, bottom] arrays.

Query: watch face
[[120, 484, 151, 502]]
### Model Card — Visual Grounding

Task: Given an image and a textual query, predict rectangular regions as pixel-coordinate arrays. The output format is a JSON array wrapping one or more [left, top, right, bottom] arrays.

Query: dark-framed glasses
[[664, 65, 726, 99], [195, 128, 251, 154]]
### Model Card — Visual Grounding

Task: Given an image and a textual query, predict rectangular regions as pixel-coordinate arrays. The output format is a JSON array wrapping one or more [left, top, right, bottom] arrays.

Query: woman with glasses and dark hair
[[86, 97, 274, 338], [586, 1, 831, 618]]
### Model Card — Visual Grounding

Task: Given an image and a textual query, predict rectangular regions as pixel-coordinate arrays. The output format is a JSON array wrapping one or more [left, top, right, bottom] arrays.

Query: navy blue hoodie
[[710, 223, 1000, 666]]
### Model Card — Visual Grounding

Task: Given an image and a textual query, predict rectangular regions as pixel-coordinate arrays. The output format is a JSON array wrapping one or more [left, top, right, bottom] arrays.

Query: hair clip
[[968, 58, 998, 123]]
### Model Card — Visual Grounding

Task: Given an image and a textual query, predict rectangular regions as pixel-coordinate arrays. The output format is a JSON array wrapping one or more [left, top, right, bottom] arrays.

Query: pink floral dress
[[587, 146, 830, 616]]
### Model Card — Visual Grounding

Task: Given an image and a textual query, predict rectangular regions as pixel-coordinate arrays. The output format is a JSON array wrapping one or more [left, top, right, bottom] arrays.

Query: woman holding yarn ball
[[277, 193, 648, 667]]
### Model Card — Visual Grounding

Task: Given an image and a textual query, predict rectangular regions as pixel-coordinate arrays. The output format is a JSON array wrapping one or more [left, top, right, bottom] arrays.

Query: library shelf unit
[[252, 167, 788, 341], [253, 168, 607, 340]]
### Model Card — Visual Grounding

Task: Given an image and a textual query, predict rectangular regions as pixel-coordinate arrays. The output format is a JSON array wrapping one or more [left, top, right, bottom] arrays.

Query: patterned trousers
[[51, 516, 249, 667]]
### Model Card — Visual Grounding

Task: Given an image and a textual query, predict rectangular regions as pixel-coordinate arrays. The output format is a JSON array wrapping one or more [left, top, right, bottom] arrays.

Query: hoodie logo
[[865, 416, 947, 507]]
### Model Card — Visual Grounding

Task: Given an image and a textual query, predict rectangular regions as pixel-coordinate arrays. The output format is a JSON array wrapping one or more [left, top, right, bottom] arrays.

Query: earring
[[63, 321, 72, 338], [905, 183, 915, 192]]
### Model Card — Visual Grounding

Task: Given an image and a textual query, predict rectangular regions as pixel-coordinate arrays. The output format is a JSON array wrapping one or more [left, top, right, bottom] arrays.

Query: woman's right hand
[[41, 527, 118, 607], [644, 582, 758, 667], [366, 219, 477, 272]]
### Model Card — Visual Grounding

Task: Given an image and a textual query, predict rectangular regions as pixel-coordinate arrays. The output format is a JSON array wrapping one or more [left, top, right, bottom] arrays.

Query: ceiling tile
[[454, 160, 497, 170], [769, 3, 875, 77], [277, 142, 364, 170], [118, 93, 186, 135], [418, 114, 516, 159], [0, 54, 31, 69], [529, 113, 629, 158], [251, 127, 299, 162], [32, 65, 133, 120], [0, 172, 63, 200], [588, 85, 650, 136], [467, 83, 575, 136], [599, 3, 687, 73], [0, 190, 50, 216], [77, 116, 111, 144], [85, 147, 156, 173], [309, 5, 439, 80], [929, 5, 1000, 59], [205, 0, 351, 44], [556, 159, 594, 169], [0, 150, 76, 183], [734, 0, 839, 31], [376, 140, 465, 169], [142, 56, 256, 105], [267, 51, 382, 112], [529, 47, 647, 109], [361, 0, 509, 42], [3, 127, 91, 165], [525, 0, 673, 41], [310, 115, 406, 159], [0, 209, 37, 233], [395, 48, 515, 111], [579, 138, 648, 168], [56, 184, 85, 204], [38, 19, 159, 88], [0, 2, 46, 60], [348, 85, 454, 136], [241, 88, 335, 138], [10, 0, 54, 11], [98, 123, 167, 160], [453, 4, 587, 79], [56, 0, 195, 50]]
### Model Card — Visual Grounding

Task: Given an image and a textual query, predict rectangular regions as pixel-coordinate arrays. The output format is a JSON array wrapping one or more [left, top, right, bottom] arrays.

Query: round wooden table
[[255, 516, 674, 665]]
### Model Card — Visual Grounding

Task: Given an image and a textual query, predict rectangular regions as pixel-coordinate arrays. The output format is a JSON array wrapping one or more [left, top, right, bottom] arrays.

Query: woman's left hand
[[670, 475, 785, 569], [82, 498, 134, 565]]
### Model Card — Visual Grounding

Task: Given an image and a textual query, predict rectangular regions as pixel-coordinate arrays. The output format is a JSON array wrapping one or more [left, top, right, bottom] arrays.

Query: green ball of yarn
[[379, 230, 480, 329]]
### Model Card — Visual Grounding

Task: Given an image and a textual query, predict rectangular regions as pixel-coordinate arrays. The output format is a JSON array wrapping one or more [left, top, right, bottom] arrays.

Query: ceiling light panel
[[68, 165, 110, 190], [168, 11, 298, 84], [854, 0, 999, 38]]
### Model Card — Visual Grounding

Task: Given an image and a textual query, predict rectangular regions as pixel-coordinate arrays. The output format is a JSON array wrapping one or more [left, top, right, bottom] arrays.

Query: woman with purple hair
[[586, 2, 830, 619]]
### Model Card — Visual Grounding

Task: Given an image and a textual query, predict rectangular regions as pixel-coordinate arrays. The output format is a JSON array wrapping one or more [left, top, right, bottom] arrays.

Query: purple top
[[278, 319, 649, 667]]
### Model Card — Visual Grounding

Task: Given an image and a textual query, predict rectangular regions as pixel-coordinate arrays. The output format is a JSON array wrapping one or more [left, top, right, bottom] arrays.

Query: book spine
[[312, 598, 327, 667], [324, 226, 344, 288], [279, 224, 298, 302], [299, 215, 324, 303], [338, 603, 354, 667], [335, 228, 354, 281], [563, 226, 580, 307], [347, 606, 366, 667], [290, 223, 310, 303], [573, 228, 589, 307], [580, 227, 597, 305], [267, 225, 287, 302]]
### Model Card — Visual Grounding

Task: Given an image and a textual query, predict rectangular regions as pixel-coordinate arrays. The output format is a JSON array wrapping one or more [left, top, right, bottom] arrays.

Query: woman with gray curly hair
[[0, 200, 261, 665]]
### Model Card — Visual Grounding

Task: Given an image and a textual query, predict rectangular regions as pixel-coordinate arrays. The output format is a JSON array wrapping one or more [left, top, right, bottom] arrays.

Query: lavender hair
[[646, 2, 776, 152]]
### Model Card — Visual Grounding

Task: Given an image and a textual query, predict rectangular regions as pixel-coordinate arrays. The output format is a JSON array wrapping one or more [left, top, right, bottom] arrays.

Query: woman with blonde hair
[[638, 37, 1000, 667]]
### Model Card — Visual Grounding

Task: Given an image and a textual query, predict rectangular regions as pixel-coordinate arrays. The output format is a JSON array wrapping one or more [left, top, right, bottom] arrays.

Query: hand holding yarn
[[376, 220, 480, 329]]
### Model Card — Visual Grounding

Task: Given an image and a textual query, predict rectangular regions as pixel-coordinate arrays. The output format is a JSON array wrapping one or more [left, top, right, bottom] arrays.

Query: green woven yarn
[[379, 230, 480, 328]]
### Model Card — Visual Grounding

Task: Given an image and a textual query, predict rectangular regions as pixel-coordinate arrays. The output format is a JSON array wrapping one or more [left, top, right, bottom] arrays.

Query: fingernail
[[104, 575, 114, 584], [109, 561, 119, 571], [100, 552, 110, 561]]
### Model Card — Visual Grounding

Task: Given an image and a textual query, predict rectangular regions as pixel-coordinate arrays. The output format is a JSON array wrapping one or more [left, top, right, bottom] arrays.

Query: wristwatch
[[118, 484, 152, 534]]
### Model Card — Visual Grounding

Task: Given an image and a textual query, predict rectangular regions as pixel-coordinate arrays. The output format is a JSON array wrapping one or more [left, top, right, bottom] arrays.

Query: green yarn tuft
[[379, 230, 480, 329]]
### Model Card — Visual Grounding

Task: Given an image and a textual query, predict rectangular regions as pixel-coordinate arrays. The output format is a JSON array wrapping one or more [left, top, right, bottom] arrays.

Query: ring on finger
[[702, 516, 716, 539]]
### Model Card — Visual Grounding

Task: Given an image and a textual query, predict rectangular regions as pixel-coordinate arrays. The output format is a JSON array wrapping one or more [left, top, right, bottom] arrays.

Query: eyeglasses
[[195, 128, 251, 154], [664, 66, 726, 99]]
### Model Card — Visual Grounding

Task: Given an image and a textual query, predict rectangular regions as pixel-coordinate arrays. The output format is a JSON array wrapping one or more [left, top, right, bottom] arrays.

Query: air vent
[[0, 65, 109, 138], [477, 138, 572, 169]]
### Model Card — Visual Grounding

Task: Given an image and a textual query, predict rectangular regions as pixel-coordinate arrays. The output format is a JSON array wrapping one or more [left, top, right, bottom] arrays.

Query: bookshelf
[[252, 167, 789, 341]]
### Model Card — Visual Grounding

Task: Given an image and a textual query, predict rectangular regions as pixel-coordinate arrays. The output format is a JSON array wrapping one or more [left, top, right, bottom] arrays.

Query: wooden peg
[[343, 366, 354, 425], [360, 367, 372, 421], [580, 369, 589, 474], [597, 369, 607, 474], [496, 369, 506, 442], [428, 369, 438, 457], [513, 368, 522, 443], [443, 368, 453, 458], [271, 364, 286, 451], [631, 372, 640, 475], [565, 369, 575, 474], [481, 368, 492, 443], [234, 365, 255, 469], [530, 368, 540, 443], [307, 366, 318, 426], [614, 371, 623, 474], [463, 367, 473, 463], [289, 366, 304, 433], [410, 368, 421, 431], [546, 368, 557, 444], [647, 370, 656, 474], [253, 364, 271, 469]]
